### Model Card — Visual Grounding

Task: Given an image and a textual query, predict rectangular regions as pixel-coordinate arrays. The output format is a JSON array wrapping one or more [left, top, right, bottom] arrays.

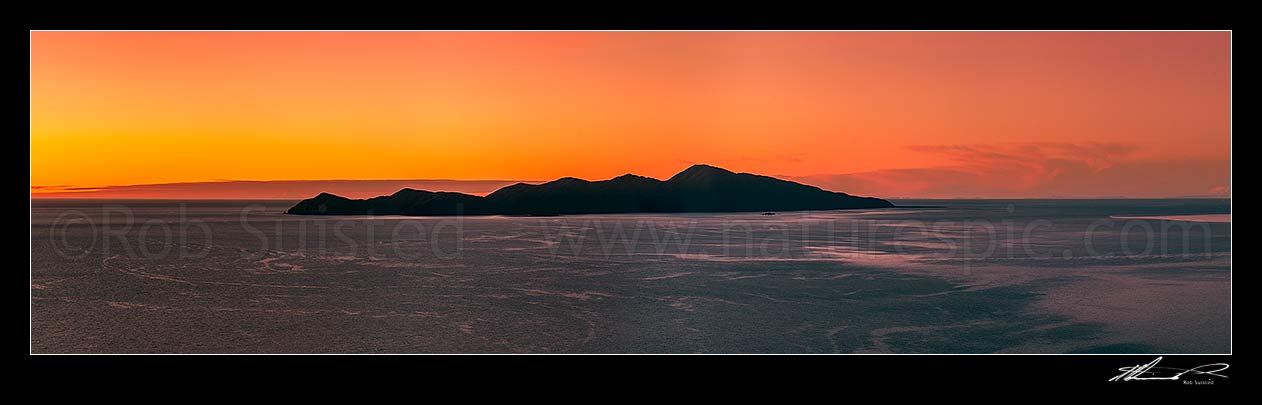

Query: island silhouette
[[286, 164, 894, 216]]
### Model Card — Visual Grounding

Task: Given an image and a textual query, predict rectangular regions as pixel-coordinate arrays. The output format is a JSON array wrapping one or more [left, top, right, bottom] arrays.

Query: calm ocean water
[[30, 199, 1231, 353]]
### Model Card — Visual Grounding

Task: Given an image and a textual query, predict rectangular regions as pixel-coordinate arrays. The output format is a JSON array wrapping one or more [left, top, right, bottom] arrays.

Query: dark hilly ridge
[[285, 164, 894, 216]]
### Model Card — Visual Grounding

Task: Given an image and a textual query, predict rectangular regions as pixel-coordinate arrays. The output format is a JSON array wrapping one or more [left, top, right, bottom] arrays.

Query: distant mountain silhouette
[[286, 164, 894, 216]]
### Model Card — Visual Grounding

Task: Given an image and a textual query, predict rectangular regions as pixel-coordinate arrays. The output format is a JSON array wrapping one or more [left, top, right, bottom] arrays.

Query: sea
[[30, 198, 1231, 353]]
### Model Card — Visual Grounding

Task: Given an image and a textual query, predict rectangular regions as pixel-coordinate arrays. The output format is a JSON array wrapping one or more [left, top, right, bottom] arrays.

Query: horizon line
[[29, 177, 1232, 201], [30, 177, 547, 192], [30, 195, 1234, 201]]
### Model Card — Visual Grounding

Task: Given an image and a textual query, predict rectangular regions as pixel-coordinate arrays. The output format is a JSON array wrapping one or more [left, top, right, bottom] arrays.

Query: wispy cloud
[[787, 142, 1229, 198]]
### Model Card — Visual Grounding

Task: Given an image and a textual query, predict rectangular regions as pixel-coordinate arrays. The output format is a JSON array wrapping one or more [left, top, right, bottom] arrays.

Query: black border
[[29, 354, 1235, 391], [29, 9, 1233, 30], [27, 9, 1233, 393]]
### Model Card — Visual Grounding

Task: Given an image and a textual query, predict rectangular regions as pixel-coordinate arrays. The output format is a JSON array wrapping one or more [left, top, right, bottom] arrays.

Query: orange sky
[[30, 31, 1230, 198]]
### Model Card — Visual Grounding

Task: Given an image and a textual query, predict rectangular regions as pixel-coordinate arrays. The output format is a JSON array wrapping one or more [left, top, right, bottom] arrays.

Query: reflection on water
[[31, 199, 1230, 353], [1111, 214, 1231, 223]]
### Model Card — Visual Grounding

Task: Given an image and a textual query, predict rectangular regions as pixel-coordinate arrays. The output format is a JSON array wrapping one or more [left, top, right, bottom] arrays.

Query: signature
[[1109, 357, 1229, 382]]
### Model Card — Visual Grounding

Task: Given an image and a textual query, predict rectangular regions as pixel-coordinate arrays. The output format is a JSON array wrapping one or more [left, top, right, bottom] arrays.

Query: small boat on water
[[762, 212, 776, 216]]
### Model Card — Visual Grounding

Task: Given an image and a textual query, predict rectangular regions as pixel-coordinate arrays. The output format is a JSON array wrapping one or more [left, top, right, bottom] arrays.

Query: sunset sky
[[30, 31, 1230, 199]]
